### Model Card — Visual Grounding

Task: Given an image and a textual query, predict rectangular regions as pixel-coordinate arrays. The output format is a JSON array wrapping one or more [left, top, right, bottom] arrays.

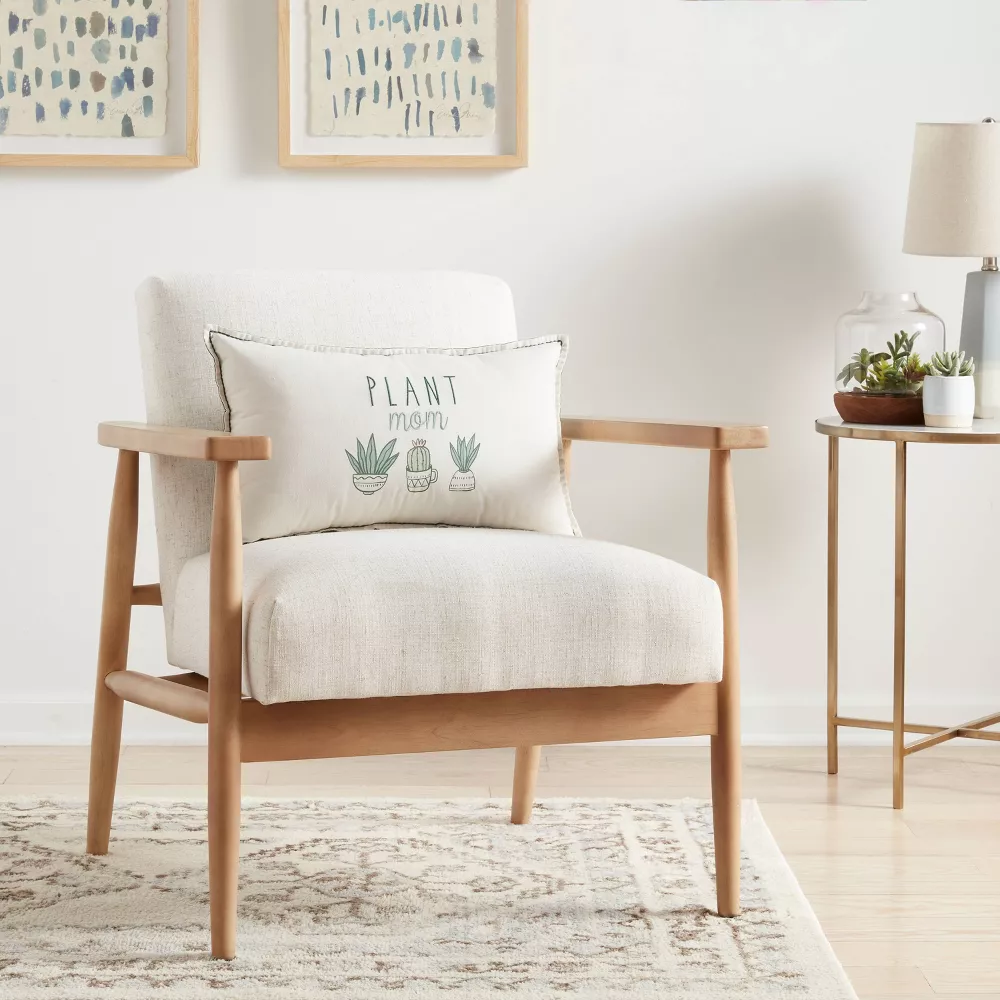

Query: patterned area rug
[[0, 799, 856, 999]]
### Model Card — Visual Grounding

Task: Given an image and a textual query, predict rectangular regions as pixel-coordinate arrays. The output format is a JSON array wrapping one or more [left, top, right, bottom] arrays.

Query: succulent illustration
[[838, 331, 928, 395], [928, 350, 976, 378], [407, 439, 432, 473], [449, 434, 480, 492], [450, 435, 480, 473], [346, 435, 399, 477]]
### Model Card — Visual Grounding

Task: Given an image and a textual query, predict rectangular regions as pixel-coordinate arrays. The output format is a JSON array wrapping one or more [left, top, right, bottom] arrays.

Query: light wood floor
[[2, 743, 999, 999]]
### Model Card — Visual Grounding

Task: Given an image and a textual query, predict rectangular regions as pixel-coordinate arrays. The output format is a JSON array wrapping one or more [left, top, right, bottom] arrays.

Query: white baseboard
[[0, 702, 209, 746], [2, 700, 996, 747]]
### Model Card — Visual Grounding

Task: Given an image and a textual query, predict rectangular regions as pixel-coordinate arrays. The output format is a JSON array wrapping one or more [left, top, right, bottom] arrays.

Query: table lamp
[[904, 120, 1000, 418]]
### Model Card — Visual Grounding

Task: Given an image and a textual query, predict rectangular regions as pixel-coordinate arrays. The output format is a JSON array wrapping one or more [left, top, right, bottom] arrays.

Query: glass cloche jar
[[834, 292, 946, 425]]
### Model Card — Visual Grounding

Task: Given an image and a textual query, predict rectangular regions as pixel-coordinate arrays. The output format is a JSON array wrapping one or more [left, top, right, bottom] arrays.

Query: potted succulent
[[923, 351, 976, 428], [346, 435, 399, 494], [835, 331, 929, 425], [449, 434, 480, 492], [405, 439, 438, 492]]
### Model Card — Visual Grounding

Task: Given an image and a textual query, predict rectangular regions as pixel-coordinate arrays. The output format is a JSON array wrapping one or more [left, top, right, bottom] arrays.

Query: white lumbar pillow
[[205, 328, 578, 542]]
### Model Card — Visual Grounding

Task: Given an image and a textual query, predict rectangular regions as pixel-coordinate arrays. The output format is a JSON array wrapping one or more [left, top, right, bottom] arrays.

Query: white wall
[[3, 0, 1000, 745]]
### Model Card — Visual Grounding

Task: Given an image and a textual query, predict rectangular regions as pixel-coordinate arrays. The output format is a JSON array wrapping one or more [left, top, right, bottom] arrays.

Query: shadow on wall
[[566, 183, 868, 579]]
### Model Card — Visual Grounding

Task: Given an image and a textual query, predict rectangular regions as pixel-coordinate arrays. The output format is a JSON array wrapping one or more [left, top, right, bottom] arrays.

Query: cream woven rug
[[0, 799, 856, 999]]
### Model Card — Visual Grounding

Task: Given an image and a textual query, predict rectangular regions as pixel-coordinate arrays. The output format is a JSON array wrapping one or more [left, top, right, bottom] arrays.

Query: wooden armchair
[[87, 274, 768, 960]]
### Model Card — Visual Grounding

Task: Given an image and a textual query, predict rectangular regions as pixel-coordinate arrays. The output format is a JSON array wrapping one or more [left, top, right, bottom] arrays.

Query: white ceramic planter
[[923, 375, 976, 428]]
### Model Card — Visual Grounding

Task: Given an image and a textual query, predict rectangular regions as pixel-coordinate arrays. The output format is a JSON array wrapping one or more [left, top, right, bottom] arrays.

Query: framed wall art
[[278, 0, 528, 169], [0, 0, 199, 168]]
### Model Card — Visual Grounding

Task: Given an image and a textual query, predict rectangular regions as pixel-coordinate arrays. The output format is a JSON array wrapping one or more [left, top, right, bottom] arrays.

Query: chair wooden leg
[[511, 745, 542, 824], [208, 461, 244, 960], [710, 733, 741, 917], [708, 450, 741, 917], [87, 450, 139, 856]]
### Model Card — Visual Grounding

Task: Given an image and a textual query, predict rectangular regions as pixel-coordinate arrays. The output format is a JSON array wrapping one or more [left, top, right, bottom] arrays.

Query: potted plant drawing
[[923, 350, 976, 428], [346, 435, 399, 494], [406, 440, 438, 493], [835, 330, 928, 425], [449, 434, 480, 492]]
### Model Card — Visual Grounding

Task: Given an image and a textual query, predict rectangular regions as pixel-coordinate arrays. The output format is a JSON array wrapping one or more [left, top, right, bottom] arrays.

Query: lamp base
[[960, 268, 1000, 419]]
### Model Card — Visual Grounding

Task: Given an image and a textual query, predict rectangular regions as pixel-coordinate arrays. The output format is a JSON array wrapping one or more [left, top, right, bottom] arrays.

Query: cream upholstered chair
[[88, 273, 768, 960]]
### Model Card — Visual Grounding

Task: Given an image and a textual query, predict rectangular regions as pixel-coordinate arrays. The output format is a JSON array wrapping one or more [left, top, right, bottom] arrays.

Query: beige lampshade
[[904, 121, 1000, 257]]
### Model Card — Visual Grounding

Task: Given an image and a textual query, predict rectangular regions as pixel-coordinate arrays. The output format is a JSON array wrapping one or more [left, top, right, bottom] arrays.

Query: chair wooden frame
[[87, 416, 768, 959]]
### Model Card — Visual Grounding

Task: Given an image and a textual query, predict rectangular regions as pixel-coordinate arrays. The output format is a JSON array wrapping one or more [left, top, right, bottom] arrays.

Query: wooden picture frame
[[278, 0, 528, 169], [0, 0, 199, 169]]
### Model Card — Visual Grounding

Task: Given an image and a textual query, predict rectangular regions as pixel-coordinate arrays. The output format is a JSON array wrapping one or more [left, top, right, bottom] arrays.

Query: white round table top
[[816, 416, 1000, 444]]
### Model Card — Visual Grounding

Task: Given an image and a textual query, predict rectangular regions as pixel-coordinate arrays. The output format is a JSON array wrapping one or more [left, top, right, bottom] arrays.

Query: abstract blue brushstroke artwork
[[309, 1, 497, 137], [0, 0, 168, 137]]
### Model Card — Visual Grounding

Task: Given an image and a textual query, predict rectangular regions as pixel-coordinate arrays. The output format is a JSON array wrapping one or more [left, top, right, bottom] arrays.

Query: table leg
[[827, 437, 839, 775], [893, 441, 907, 810]]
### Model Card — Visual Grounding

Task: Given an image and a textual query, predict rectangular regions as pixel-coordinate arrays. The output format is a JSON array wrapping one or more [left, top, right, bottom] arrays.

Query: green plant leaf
[[375, 438, 398, 475], [448, 435, 480, 472], [356, 439, 367, 474], [375, 450, 398, 476], [366, 434, 377, 474], [346, 450, 361, 475]]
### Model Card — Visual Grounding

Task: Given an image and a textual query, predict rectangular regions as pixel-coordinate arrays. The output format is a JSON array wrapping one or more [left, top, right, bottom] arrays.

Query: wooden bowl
[[833, 392, 924, 426]]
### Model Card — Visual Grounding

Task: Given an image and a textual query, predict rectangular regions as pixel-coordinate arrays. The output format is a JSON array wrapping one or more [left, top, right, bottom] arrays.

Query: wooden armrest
[[561, 417, 768, 451], [98, 422, 271, 461]]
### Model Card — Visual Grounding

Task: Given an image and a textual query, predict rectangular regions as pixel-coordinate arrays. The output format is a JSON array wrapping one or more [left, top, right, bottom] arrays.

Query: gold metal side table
[[817, 416, 1000, 809]]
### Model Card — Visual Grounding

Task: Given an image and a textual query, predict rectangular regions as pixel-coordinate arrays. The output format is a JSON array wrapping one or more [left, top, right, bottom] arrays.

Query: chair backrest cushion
[[136, 271, 517, 653]]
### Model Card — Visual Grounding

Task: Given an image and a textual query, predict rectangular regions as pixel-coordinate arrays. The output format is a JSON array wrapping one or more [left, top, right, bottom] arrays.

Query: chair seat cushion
[[169, 528, 723, 705]]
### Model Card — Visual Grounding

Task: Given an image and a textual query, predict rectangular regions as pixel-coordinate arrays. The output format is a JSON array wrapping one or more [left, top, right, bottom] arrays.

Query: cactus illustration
[[405, 439, 438, 492], [449, 434, 480, 492], [407, 440, 432, 473]]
